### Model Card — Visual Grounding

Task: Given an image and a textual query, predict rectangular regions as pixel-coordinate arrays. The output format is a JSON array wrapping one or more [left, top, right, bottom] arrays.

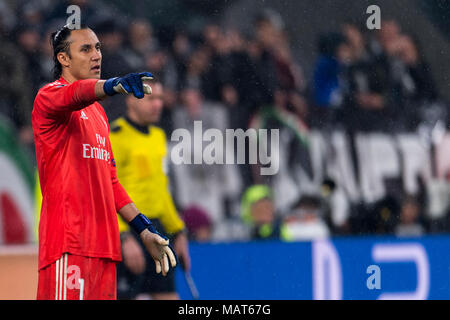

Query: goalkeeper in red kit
[[32, 24, 176, 300]]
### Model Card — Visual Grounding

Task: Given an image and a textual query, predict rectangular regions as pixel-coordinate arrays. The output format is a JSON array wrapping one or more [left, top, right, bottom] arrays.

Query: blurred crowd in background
[[1, 0, 449, 243]]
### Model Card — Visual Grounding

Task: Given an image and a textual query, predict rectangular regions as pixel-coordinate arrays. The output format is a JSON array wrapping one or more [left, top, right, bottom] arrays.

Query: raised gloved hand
[[103, 72, 153, 99]]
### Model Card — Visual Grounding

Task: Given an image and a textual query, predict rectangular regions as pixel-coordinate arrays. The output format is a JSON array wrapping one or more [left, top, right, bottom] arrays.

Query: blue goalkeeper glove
[[103, 72, 153, 99]]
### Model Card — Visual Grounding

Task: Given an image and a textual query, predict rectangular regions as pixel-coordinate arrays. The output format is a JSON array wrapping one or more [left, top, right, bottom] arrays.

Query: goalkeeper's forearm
[[118, 203, 141, 224], [94, 80, 107, 100]]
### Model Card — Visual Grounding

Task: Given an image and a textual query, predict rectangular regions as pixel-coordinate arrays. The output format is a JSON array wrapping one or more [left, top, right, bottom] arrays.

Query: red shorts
[[37, 253, 118, 300]]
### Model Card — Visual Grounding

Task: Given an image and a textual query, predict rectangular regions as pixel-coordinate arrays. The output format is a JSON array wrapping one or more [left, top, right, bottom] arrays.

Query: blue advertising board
[[175, 235, 450, 300]]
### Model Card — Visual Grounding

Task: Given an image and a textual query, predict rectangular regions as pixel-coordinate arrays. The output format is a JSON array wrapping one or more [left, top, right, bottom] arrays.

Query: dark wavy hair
[[50, 24, 88, 79]]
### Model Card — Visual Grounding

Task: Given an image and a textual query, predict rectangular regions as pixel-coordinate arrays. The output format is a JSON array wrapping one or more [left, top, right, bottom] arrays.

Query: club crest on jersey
[[80, 111, 89, 120]]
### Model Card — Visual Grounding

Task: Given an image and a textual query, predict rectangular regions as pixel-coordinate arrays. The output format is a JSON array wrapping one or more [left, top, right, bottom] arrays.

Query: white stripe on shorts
[[55, 258, 59, 300], [59, 255, 63, 300], [55, 254, 68, 300], [63, 254, 68, 300]]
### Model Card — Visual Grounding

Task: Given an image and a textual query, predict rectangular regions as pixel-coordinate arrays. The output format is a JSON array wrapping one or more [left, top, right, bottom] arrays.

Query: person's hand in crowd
[[395, 36, 419, 66], [357, 93, 385, 110], [121, 233, 146, 275]]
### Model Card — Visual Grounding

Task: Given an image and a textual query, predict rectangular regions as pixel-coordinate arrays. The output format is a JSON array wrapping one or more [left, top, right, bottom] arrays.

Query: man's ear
[[125, 94, 135, 107], [57, 52, 70, 68]]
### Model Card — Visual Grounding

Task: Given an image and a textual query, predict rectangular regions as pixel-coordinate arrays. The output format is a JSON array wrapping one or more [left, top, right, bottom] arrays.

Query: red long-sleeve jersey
[[32, 77, 132, 270]]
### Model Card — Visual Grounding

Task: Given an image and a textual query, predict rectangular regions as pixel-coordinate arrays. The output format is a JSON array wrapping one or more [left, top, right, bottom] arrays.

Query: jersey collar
[[124, 115, 151, 134], [58, 77, 69, 85]]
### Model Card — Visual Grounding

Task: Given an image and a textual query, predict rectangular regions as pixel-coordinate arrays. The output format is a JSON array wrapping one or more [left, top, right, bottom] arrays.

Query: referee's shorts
[[117, 219, 177, 299]]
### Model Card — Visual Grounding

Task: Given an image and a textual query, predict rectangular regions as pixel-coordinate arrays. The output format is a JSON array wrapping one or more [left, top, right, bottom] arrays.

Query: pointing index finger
[[139, 72, 154, 81]]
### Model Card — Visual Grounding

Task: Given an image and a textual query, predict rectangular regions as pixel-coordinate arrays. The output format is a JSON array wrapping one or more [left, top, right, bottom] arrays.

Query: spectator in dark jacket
[[388, 35, 439, 130]]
